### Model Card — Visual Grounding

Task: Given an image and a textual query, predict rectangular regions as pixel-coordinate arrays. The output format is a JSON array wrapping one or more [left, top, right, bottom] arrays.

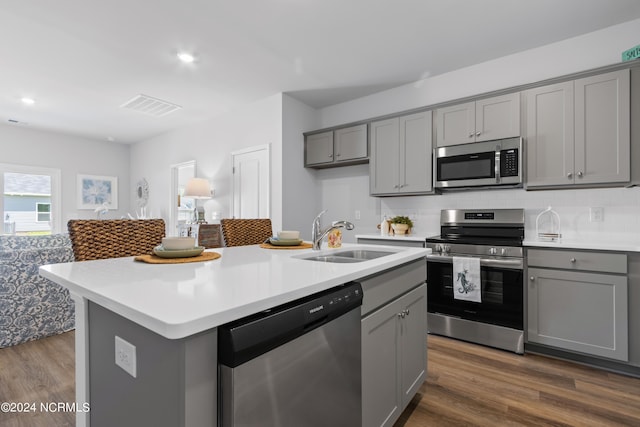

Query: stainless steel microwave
[[434, 137, 523, 190]]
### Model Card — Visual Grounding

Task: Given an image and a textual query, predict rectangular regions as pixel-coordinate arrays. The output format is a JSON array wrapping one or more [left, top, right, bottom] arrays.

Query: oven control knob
[[489, 247, 497, 255], [442, 245, 450, 254], [434, 244, 442, 253], [501, 248, 507, 256]]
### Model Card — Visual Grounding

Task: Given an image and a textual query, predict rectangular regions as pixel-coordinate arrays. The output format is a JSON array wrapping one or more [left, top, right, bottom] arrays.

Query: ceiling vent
[[7, 118, 29, 126], [120, 94, 182, 117]]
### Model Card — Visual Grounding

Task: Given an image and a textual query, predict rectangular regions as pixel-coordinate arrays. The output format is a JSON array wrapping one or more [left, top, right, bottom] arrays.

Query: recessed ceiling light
[[21, 97, 35, 105], [177, 52, 195, 63]]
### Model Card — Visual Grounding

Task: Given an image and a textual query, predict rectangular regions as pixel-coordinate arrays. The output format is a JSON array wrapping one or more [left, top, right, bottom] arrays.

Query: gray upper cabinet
[[305, 131, 334, 166], [436, 92, 520, 147], [304, 124, 368, 168], [527, 248, 629, 361], [525, 69, 630, 188], [335, 125, 367, 162], [370, 111, 433, 196]]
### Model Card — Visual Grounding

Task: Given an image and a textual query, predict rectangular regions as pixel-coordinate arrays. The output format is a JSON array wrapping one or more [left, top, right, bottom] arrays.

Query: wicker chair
[[220, 218, 273, 247], [68, 219, 166, 261]]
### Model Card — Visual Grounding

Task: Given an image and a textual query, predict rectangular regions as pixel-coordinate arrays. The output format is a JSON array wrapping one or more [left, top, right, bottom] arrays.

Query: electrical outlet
[[355, 210, 361, 220], [589, 207, 604, 223], [115, 336, 137, 378]]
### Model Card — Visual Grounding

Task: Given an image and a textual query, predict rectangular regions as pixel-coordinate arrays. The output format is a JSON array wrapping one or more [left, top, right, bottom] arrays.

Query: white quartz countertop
[[524, 235, 640, 252], [40, 243, 429, 340]]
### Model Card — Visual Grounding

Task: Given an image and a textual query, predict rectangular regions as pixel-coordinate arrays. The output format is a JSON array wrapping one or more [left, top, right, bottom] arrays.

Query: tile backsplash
[[380, 186, 640, 241]]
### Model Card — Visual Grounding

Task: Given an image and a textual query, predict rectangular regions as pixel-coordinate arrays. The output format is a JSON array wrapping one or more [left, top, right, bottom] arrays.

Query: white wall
[[320, 19, 640, 128], [0, 123, 131, 228], [281, 95, 322, 239], [129, 93, 283, 235], [313, 18, 640, 242]]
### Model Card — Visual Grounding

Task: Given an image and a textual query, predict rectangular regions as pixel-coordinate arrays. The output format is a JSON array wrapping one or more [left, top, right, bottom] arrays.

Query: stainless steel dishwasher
[[218, 282, 363, 427]]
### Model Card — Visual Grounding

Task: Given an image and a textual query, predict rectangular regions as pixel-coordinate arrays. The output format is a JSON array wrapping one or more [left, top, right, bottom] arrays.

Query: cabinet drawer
[[360, 259, 426, 317], [527, 249, 627, 274]]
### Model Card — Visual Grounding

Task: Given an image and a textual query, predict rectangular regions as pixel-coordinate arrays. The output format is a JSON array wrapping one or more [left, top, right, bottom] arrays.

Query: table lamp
[[184, 178, 212, 223]]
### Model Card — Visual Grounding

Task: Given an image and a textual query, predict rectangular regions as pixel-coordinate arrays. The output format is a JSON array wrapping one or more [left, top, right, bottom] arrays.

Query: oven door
[[427, 256, 523, 330]]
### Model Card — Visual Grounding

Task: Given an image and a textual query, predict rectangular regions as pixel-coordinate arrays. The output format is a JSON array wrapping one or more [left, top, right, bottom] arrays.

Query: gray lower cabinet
[[370, 111, 433, 196], [524, 69, 630, 188], [362, 283, 426, 427], [527, 249, 628, 361]]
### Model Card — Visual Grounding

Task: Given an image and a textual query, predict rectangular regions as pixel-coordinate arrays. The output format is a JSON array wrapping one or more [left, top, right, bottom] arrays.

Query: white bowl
[[278, 230, 300, 240], [162, 236, 196, 250]]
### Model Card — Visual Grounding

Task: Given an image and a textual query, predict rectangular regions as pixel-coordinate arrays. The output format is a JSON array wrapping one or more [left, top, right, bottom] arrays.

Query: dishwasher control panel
[[303, 283, 362, 326], [219, 282, 362, 367]]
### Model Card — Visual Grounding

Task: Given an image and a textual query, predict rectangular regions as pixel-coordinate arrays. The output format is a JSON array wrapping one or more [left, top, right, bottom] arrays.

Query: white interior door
[[231, 144, 270, 218]]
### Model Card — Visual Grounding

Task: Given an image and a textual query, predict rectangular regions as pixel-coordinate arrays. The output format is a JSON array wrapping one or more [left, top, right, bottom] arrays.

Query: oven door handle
[[426, 255, 523, 270], [495, 144, 501, 184]]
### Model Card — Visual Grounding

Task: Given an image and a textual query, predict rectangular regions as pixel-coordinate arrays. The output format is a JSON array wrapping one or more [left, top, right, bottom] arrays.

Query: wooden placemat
[[260, 242, 313, 250], [134, 251, 221, 264]]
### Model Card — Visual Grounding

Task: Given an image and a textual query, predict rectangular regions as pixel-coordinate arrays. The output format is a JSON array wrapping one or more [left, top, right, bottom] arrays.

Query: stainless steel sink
[[330, 250, 394, 260], [301, 255, 365, 263], [297, 249, 397, 263]]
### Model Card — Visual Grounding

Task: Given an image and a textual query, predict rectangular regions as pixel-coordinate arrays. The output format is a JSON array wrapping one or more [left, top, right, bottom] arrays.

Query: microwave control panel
[[500, 149, 519, 177]]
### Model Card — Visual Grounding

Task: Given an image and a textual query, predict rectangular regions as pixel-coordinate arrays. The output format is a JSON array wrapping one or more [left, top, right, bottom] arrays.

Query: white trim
[[71, 294, 90, 427], [230, 143, 271, 156]]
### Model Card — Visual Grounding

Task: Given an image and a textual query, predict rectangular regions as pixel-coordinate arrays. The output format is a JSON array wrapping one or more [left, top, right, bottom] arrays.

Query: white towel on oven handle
[[453, 256, 481, 303]]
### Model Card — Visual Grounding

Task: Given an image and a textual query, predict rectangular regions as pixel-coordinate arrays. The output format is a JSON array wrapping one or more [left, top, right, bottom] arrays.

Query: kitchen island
[[40, 243, 429, 427]]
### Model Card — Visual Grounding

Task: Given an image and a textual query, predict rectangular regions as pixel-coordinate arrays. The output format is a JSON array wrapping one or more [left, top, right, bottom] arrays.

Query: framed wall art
[[77, 174, 118, 209]]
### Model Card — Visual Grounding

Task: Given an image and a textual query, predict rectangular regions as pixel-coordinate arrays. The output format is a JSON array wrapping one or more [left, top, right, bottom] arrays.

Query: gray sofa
[[0, 234, 75, 348]]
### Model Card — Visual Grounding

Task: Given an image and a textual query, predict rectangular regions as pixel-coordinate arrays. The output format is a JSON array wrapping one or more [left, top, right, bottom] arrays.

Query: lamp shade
[[184, 178, 212, 199]]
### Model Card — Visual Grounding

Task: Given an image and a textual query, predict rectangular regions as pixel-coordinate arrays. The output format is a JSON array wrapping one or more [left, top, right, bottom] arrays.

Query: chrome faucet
[[311, 210, 355, 250]]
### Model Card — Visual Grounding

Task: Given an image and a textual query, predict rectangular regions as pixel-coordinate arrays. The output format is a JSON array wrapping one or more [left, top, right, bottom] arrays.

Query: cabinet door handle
[[476, 131, 481, 137], [567, 172, 573, 179], [329, 154, 333, 158], [468, 133, 474, 138], [336, 153, 341, 157], [570, 258, 576, 263], [405, 309, 410, 316], [398, 312, 405, 319], [577, 171, 583, 178], [530, 276, 535, 281]]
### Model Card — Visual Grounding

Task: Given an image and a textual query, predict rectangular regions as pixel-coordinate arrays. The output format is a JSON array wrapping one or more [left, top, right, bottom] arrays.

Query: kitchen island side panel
[[88, 302, 217, 427]]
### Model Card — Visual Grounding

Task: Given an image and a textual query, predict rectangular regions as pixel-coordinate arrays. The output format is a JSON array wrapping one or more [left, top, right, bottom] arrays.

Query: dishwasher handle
[[218, 282, 362, 368]]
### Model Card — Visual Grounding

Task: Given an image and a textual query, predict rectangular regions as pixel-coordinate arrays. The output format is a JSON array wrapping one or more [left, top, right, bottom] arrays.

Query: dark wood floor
[[0, 331, 75, 427], [397, 335, 640, 427], [1, 331, 639, 426]]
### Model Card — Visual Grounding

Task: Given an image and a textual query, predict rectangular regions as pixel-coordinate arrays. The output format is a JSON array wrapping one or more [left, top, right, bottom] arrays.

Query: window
[[36, 203, 51, 222], [1, 163, 61, 235]]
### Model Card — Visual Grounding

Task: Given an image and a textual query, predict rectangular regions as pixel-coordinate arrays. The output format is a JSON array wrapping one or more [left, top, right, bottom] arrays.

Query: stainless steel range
[[426, 209, 525, 353]]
